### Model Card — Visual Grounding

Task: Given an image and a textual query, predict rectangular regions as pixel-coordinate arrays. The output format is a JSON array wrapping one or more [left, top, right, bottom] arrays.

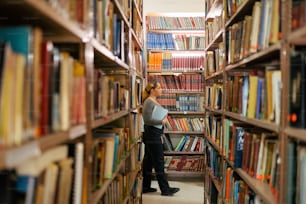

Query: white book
[[73, 142, 84, 204]]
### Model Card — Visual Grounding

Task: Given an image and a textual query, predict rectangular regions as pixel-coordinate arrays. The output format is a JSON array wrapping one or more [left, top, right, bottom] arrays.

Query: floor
[[142, 180, 204, 204]]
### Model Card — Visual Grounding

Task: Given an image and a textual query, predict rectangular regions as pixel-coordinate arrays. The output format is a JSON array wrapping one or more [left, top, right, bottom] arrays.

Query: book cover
[[234, 126, 245, 168], [152, 105, 168, 129]]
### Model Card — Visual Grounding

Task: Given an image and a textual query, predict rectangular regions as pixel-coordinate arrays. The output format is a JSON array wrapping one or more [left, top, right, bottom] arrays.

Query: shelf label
[[5, 141, 41, 168]]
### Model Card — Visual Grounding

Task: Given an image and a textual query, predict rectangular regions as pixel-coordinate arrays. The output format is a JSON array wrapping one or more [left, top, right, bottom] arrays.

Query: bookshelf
[[0, 0, 144, 204], [144, 13, 206, 178], [203, 0, 306, 204]]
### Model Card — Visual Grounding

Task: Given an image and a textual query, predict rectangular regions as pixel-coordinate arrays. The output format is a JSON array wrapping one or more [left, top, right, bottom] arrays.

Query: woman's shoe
[[161, 187, 180, 196], [143, 187, 157, 193]]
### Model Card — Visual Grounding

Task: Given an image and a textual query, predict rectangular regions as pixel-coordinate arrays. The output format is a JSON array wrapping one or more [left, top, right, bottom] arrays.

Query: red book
[[40, 41, 53, 135]]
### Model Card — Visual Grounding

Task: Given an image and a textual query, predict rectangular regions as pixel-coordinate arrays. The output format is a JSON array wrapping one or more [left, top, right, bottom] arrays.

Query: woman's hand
[[162, 117, 167, 125]]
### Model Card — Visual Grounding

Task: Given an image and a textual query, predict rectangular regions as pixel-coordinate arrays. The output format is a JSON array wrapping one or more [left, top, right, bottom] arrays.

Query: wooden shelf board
[[92, 156, 126, 203], [205, 29, 224, 51], [225, 43, 281, 71], [285, 127, 306, 141], [225, 0, 256, 27], [288, 27, 306, 44], [204, 107, 223, 115], [205, 70, 223, 80], [224, 111, 280, 132], [92, 110, 129, 129], [0, 0, 87, 42], [205, 0, 223, 20]]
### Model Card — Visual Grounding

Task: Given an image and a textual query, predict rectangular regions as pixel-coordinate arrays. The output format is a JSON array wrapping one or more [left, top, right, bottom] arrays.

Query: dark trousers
[[142, 125, 169, 192]]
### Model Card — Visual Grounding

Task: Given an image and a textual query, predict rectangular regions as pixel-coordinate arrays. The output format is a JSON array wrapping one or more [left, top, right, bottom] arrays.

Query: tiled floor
[[142, 180, 204, 204]]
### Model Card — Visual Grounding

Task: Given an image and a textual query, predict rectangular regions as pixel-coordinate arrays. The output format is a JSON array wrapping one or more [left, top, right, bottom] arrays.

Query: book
[[56, 158, 74, 204], [288, 50, 306, 128], [152, 105, 168, 129], [72, 142, 84, 204], [162, 134, 174, 151]]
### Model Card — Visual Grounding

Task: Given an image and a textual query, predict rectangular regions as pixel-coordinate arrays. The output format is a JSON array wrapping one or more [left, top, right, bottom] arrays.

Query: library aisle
[[142, 180, 204, 204]]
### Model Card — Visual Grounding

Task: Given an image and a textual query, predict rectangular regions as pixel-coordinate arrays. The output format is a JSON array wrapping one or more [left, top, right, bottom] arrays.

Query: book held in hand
[[152, 105, 168, 129]]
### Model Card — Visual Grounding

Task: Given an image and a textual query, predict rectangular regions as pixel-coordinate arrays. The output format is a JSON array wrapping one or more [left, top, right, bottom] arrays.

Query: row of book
[[91, 127, 131, 191], [286, 141, 306, 204], [131, 0, 144, 42], [95, 0, 127, 59], [0, 26, 86, 146], [146, 32, 205, 50], [93, 70, 129, 119], [0, 143, 84, 204], [165, 116, 204, 132], [204, 44, 225, 77], [100, 173, 129, 204], [292, 0, 306, 31], [148, 74, 204, 92], [157, 93, 204, 112], [205, 116, 280, 191], [225, 0, 248, 18], [222, 168, 268, 203], [162, 134, 204, 153], [224, 68, 281, 124], [147, 51, 204, 70], [223, 119, 279, 194], [288, 49, 306, 128], [205, 15, 223, 46], [164, 155, 204, 172], [46, 0, 86, 26], [204, 140, 279, 203], [146, 16, 205, 30], [204, 83, 223, 110], [226, 0, 281, 64], [204, 114, 222, 147]]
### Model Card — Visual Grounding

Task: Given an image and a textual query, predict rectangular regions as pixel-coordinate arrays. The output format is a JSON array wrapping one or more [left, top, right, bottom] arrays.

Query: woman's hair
[[141, 81, 158, 103]]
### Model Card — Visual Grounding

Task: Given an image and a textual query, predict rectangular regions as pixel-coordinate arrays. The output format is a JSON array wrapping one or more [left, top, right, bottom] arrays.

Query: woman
[[141, 81, 180, 196]]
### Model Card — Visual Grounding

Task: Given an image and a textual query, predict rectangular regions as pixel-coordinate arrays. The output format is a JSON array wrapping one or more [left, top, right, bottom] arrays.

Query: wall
[[143, 0, 205, 15]]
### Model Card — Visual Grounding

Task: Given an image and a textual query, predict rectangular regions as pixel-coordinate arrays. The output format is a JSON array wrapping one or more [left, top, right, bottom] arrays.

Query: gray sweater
[[142, 97, 164, 126]]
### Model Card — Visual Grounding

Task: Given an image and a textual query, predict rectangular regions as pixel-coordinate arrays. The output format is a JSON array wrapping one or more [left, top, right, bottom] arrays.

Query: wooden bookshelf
[[203, 0, 306, 203], [0, 0, 144, 203]]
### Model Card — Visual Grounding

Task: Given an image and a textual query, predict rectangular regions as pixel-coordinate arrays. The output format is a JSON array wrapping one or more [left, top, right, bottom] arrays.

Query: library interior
[[0, 0, 305, 204]]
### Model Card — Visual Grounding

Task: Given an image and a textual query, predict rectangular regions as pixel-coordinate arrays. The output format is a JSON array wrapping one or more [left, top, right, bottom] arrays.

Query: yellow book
[[0, 44, 16, 146], [42, 163, 59, 204], [14, 53, 26, 145], [104, 137, 115, 179], [60, 52, 73, 131], [247, 75, 258, 118], [56, 158, 74, 204], [269, 0, 280, 44]]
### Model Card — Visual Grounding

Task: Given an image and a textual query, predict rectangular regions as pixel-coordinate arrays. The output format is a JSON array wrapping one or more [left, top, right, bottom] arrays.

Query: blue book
[[152, 105, 168, 129], [256, 77, 263, 119], [112, 134, 120, 171], [0, 26, 32, 57], [234, 126, 245, 168]]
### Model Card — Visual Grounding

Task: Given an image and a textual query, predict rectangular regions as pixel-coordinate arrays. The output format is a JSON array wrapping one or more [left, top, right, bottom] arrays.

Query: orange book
[[225, 167, 232, 201]]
